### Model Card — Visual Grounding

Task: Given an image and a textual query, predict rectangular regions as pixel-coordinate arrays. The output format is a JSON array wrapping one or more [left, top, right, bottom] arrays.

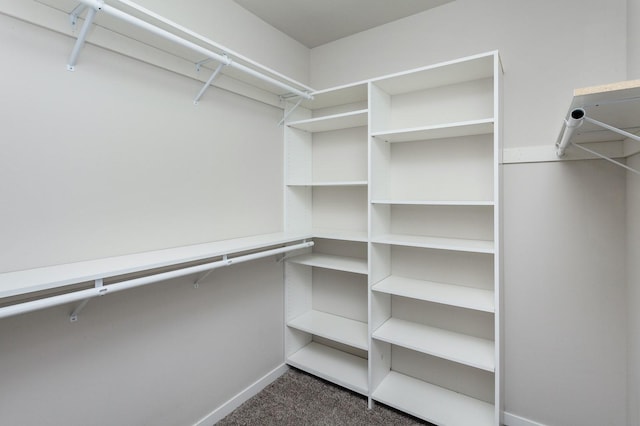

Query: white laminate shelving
[[287, 342, 368, 395], [371, 200, 495, 206], [286, 253, 367, 275], [311, 229, 368, 243], [287, 181, 368, 187], [372, 234, 495, 254], [373, 318, 495, 371], [372, 276, 494, 313], [371, 118, 494, 143], [287, 109, 368, 133], [372, 371, 494, 426], [287, 310, 368, 350]]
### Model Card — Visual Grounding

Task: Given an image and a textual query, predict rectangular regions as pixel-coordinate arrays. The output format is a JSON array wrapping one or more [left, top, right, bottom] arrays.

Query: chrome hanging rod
[[67, 0, 313, 100], [0, 240, 313, 320]]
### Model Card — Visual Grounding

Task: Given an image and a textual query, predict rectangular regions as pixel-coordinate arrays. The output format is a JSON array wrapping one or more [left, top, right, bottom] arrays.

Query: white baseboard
[[194, 363, 289, 426], [504, 411, 547, 426]]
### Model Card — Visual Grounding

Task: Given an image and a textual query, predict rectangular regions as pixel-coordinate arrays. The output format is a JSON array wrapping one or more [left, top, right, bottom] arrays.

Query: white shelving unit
[[284, 81, 370, 395], [284, 52, 501, 425]]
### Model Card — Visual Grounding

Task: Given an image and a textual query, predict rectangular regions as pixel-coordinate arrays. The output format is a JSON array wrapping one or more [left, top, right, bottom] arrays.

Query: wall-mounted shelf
[[287, 110, 368, 133], [372, 234, 495, 254], [0, 232, 312, 319], [371, 118, 493, 143]]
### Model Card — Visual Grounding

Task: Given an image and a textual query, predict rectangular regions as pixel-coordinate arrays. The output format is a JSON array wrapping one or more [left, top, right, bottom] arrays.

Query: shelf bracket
[[278, 96, 305, 126], [193, 56, 230, 104], [69, 3, 88, 32], [69, 278, 105, 322], [67, 1, 103, 71], [571, 143, 640, 175], [193, 254, 233, 287]]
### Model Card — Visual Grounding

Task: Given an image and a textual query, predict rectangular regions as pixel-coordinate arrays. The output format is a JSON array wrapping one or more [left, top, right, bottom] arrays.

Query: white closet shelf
[[287, 181, 368, 187], [372, 234, 494, 254], [287, 342, 368, 395], [372, 118, 494, 143], [372, 318, 495, 371], [0, 232, 311, 299], [312, 228, 368, 243], [370, 51, 496, 96], [300, 82, 368, 110], [287, 310, 368, 350], [286, 253, 367, 275], [371, 200, 494, 206], [372, 276, 494, 313], [372, 371, 494, 426], [287, 109, 368, 133]]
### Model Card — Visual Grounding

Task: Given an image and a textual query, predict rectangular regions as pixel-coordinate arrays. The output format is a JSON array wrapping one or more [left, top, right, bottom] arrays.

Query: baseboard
[[194, 363, 289, 426], [504, 411, 547, 426]]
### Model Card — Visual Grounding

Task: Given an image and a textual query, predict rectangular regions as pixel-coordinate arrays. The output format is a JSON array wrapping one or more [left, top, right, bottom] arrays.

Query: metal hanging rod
[[556, 107, 640, 174], [0, 240, 313, 320], [66, 0, 313, 101]]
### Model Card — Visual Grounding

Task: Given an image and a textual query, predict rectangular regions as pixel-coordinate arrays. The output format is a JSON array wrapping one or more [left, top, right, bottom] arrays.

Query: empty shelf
[[372, 234, 494, 254], [287, 253, 367, 275], [372, 318, 494, 371], [287, 310, 368, 350], [372, 276, 494, 313], [287, 342, 368, 395], [287, 181, 368, 187], [312, 228, 368, 243], [372, 371, 494, 426], [288, 109, 368, 133], [371, 200, 494, 206], [372, 118, 493, 143]]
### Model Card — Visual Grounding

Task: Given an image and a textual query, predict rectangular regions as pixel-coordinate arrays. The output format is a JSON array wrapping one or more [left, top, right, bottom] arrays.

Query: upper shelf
[[370, 51, 497, 96], [288, 109, 368, 133], [33, 0, 315, 102], [556, 79, 640, 158], [371, 118, 494, 143]]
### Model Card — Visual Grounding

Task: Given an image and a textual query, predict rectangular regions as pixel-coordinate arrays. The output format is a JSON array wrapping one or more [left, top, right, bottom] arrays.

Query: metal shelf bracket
[[67, 1, 103, 71], [194, 56, 231, 104], [69, 278, 105, 322]]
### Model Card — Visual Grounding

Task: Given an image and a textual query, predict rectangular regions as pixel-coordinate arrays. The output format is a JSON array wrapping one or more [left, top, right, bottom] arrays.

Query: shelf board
[[372, 276, 494, 313], [287, 181, 368, 187], [300, 82, 368, 110], [372, 234, 494, 254], [372, 371, 494, 426], [287, 310, 368, 350], [373, 318, 495, 371], [287, 342, 368, 395], [371, 200, 494, 206], [0, 232, 312, 299], [286, 253, 367, 275], [312, 228, 368, 243], [372, 118, 493, 143], [288, 109, 368, 133], [370, 52, 496, 95]]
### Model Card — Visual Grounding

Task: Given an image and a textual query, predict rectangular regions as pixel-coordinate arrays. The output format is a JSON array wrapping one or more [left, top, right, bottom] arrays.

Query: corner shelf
[[287, 109, 368, 133], [287, 310, 368, 350], [287, 342, 368, 395], [286, 253, 367, 275], [372, 318, 495, 371], [372, 276, 494, 313], [372, 371, 494, 426]]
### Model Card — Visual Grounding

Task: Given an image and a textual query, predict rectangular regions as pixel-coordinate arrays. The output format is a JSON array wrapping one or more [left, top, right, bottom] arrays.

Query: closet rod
[[0, 240, 313, 320], [71, 0, 313, 100]]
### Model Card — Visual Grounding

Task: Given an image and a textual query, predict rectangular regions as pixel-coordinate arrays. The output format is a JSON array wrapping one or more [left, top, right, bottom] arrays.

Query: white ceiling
[[232, 0, 454, 48]]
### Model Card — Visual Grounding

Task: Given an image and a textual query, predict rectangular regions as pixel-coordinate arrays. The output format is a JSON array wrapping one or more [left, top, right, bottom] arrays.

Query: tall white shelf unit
[[284, 51, 502, 425]]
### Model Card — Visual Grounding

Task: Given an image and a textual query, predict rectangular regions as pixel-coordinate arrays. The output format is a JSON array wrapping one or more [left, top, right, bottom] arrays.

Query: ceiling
[[232, 0, 454, 48]]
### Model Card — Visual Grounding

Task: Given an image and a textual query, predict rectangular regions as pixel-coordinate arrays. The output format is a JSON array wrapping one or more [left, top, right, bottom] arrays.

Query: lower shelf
[[287, 310, 368, 350], [287, 342, 368, 395], [372, 371, 494, 426]]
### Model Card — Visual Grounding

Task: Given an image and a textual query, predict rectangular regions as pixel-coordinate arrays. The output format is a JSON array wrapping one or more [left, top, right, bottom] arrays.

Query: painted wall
[[0, 0, 308, 424], [310, 1, 629, 424]]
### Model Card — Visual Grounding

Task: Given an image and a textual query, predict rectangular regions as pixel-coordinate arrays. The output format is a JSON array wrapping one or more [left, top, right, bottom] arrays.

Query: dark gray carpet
[[217, 367, 432, 425]]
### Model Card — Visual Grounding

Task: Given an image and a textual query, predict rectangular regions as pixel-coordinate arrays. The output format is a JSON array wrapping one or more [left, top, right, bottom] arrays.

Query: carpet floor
[[217, 367, 432, 425]]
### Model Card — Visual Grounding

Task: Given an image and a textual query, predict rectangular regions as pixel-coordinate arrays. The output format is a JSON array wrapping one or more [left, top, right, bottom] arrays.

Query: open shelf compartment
[[287, 310, 368, 350]]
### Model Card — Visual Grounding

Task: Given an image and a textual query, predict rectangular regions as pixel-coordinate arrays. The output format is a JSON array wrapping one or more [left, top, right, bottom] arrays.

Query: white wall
[[0, 1, 309, 424], [628, 154, 640, 426], [310, 1, 629, 424]]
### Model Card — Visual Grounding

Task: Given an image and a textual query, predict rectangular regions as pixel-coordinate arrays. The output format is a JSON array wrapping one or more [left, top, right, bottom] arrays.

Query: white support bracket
[[69, 3, 88, 32], [67, 1, 103, 71], [194, 56, 231, 104], [69, 278, 105, 322], [193, 254, 234, 287], [278, 96, 305, 126]]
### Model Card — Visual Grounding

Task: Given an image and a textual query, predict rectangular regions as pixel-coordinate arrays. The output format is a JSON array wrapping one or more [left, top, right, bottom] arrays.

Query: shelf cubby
[[288, 310, 368, 350], [287, 109, 368, 133], [286, 253, 367, 275]]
